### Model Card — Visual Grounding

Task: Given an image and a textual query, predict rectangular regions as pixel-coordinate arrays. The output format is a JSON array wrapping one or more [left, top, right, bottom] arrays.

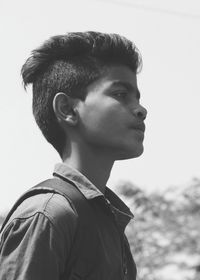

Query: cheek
[[78, 95, 133, 142], [83, 112, 115, 135], [80, 106, 122, 140]]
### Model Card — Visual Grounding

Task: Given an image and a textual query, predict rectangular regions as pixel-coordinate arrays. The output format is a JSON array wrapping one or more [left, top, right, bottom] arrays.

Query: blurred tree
[[116, 179, 200, 280]]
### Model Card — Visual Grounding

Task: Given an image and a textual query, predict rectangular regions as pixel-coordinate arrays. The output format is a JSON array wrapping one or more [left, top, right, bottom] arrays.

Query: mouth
[[131, 123, 145, 133]]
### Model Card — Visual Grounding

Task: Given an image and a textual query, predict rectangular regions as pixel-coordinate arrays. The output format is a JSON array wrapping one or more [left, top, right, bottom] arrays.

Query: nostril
[[136, 109, 147, 120], [137, 111, 143, 118], [133, 106, 147, 120]]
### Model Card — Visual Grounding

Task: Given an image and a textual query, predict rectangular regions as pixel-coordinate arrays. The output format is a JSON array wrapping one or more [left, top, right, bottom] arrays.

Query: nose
[[133, 105, 147, 121]]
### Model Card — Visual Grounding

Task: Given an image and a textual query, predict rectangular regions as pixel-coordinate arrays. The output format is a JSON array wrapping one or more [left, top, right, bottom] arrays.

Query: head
[[21, 31, 146, 160]]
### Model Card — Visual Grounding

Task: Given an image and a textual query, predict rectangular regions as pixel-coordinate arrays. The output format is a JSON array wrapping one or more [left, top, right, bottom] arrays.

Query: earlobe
[[53, 92, 78, 126]]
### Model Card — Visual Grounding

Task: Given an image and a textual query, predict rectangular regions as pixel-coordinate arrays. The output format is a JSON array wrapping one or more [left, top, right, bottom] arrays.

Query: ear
[[53, 92, 79, 126]]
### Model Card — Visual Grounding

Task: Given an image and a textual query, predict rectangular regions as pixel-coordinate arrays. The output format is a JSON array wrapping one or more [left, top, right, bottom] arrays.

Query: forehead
[[87, 65, 138, 92], [101, 64, 137, 84]]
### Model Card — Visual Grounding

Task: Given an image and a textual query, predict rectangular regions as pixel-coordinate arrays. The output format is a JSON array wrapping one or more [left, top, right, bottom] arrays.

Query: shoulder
[[0, 193, 79, 278], [5, 192, 78, 238]]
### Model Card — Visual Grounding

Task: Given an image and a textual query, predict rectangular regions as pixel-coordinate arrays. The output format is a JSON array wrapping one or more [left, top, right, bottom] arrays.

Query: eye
[[113, 91, 128, 99]]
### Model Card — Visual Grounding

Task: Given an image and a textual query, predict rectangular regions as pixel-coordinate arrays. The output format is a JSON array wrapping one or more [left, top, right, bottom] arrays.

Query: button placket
[[122, 234, 129, 279], [104, 198, 130, 279]]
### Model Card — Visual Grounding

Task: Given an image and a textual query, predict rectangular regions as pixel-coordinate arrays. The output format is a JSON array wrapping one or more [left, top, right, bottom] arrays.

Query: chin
[[115, 146, 144, 160]]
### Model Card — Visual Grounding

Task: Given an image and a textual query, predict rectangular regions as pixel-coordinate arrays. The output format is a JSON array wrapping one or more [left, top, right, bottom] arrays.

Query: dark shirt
[[0, 163, 136, 279]]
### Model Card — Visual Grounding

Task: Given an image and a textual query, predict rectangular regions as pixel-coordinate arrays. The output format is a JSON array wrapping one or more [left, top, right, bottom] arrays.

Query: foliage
[[117, 179, 200, 280]]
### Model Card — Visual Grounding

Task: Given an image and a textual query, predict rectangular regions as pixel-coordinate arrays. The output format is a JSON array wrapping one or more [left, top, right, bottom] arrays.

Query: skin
[[53, 65, 147, 193]]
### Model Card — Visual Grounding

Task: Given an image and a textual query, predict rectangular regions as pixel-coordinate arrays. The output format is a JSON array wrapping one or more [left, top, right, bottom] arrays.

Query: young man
[[0, 31, 147, 279]]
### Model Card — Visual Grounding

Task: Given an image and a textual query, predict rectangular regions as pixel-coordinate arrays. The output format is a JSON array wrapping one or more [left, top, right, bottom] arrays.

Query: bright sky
[[0, 0, 200, 213]]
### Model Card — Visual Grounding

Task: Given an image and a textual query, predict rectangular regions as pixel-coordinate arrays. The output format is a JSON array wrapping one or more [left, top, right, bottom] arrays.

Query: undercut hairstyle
[[21, 31, 142, 158]]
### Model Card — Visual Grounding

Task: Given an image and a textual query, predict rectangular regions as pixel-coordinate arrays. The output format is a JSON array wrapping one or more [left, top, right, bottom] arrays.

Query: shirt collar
[[53, 163, 134, 229], [54, 163, 104, 200], [105, 188, 134, 229]]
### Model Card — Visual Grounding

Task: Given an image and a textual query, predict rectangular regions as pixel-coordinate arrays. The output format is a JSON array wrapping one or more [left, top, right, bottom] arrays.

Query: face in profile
[[76, 65, 147, 160]]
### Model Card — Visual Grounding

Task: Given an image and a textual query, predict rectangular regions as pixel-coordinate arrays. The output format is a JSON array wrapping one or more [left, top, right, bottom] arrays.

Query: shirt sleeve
[[0, 194, 78, 280]]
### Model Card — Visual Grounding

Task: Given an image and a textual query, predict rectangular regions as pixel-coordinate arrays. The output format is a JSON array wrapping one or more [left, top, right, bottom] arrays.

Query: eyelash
[[114, 91, 128, 99], [112, 91, 140, 102]]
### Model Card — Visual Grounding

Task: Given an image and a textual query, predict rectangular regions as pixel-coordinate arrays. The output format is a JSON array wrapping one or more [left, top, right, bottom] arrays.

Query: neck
[[63, 142, 114, 194]]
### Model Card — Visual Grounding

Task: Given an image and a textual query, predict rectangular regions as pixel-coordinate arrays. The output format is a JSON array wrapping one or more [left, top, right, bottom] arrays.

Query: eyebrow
[[109, 81, 141, 99]]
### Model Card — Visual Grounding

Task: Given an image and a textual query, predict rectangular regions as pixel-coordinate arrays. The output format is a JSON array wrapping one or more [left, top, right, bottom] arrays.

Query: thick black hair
[[21, 31, 142, 158]]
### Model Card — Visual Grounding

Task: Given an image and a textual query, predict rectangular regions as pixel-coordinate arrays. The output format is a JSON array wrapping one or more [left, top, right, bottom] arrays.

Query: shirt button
[[123, 265, 128, 275], [105, 199, 111, 205]]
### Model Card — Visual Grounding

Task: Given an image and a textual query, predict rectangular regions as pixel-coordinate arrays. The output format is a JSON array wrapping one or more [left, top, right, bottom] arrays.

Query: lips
[[131, 123, 145, 133]]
